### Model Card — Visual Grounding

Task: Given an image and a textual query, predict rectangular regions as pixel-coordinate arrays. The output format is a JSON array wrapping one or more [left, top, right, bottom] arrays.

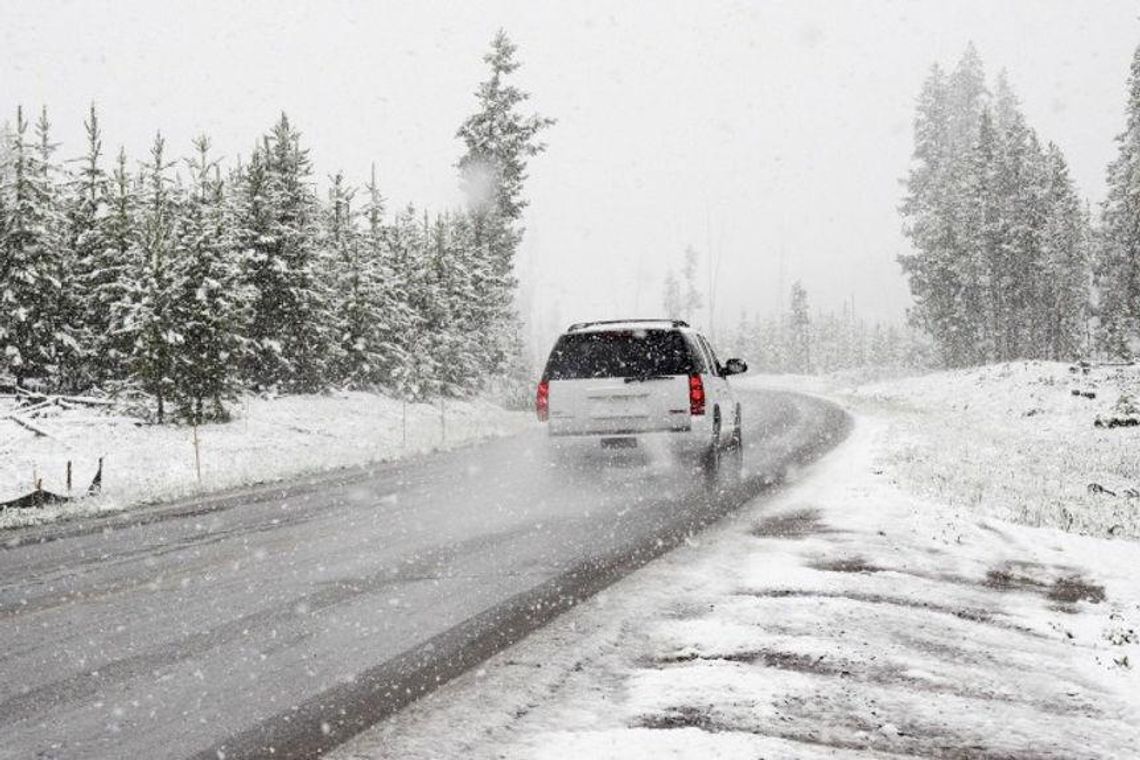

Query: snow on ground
[[0, 392, 531, 529], [762, 361, 1140, 540], [333, 365, 1140, 759]]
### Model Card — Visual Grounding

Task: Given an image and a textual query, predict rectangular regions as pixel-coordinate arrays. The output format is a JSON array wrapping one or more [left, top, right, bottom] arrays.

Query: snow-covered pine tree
[[444, 211, 487, 394], [456, 30, 554, 381], [121, 133, 180, 421], [68, 104, 120, 389], [993, 75, 1053, 360], [962, 106, 1001, 363], [231, 142, 279, 388], [385, 203, 435, 400], [680, 246, 703, 325], [1099, 43, 1140, 359], [238, 115, 333, 393], [1037, 144, 1091, 360], [359, 164, 409, 388], [0, 107, 71, 390], [33, 108, 83, 391], [169, 136, 247, 423], [425, 211, 482, 395], [662, 271, 683, 320], [103, 147, 140, 384], [903, 46, 1089, 366], [900, 63, 974, 367], [327, 170, 399, 389], [787, 281, 811, 373]]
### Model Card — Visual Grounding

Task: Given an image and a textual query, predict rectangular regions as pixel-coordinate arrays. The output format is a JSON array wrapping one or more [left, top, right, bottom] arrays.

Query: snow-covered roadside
[[333, 372, 1140, 759], [0, 392, 531, 530]]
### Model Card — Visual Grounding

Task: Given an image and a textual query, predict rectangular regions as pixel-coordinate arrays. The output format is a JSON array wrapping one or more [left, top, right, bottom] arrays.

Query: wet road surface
[[0, 389, 848, 759]]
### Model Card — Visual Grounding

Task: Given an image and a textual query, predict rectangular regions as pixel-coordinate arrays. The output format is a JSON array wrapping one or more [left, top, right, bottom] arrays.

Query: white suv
[[535, 319, 747, 478]]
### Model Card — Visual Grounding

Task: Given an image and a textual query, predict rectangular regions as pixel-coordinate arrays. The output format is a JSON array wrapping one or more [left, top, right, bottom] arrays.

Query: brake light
[[689, 373, 705, 416], [536, 380, 549, 421]]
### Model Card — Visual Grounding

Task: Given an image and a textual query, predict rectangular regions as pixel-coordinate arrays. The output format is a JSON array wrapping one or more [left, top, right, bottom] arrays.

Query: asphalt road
[[0, 389, 849, 760]]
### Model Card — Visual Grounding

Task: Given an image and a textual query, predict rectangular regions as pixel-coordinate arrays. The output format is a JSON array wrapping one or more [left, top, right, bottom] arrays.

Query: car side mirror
[[723, 358, 748, 376]]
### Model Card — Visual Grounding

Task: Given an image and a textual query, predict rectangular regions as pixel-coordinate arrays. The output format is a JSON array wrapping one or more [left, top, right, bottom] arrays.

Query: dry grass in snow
[[846, 362, 1140, 540]]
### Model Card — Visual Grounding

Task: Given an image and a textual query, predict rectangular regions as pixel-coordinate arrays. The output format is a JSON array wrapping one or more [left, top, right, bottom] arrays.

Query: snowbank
[[332, 365, 1140, 759], [1, 392, 532, 529]]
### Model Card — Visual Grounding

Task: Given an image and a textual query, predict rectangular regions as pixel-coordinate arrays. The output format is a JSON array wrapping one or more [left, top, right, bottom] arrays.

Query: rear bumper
[[544, 416, 714, 454]]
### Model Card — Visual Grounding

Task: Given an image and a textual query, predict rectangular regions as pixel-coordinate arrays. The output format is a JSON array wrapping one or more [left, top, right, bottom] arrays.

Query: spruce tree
[[327, 170, 399, 388], [456, 30, 554, 380], [237, 115, 332, 392], [69, 104, 119, 389], [0, 107, 70, 389], [788, 281, 811, 373], [385, 203, 435, 400], [360, 164, 409, 388], [123, 133, 179, 421], [104, 147, 140, 383], [170, 136, 247, 422], [662, 271, 683, 320], [1099, 43, 1140, 359], [1038, 144, 1090, 359], [902, 46, 1091, 366]]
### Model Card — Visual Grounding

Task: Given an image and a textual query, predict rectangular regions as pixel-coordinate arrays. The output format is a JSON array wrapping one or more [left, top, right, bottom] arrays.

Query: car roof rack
[[566, 319, 689, 331]]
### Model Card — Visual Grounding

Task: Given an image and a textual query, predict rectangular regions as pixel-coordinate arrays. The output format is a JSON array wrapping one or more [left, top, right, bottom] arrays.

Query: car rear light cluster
[[536, 380, 549, 421], [689, 373, 705, 416]]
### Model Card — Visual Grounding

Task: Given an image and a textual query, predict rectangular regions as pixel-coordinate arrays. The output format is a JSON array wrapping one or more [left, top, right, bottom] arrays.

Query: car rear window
[[543, 329, 695, 380]]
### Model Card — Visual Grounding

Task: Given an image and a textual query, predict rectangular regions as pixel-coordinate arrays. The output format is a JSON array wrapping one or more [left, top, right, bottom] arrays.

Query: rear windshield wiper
[[623, 374, 673, 383]]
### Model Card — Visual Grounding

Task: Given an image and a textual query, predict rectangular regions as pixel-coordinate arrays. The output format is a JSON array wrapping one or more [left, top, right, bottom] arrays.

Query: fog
[[2, 0, 1136, 350]]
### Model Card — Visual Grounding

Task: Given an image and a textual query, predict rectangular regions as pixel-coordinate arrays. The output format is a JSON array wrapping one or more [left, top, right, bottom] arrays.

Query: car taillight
[[536, 380, 549, 421], [689, 373, 705, 416]]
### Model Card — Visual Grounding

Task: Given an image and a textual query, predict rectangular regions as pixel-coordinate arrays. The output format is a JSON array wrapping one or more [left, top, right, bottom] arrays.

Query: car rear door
[[544, 329, 694, 436]]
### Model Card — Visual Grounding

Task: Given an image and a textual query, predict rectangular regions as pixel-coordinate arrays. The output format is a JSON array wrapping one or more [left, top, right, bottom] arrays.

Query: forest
[[899, 43, 1140, 367], [0, 31, 552, 423]]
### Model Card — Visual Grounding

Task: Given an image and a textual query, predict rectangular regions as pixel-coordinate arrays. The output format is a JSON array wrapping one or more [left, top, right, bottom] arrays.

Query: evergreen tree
[[902, 46, 1091, 366], [123, 133, 179, 421], [385, 203, 434, 400], [103, 147, 140, 383], [69, 104, 120, 388], [170, 136, 247, 422], [900, 62, 972, 367], [359, 164, 409, 388], [456, 30, 554, 380], [1099, 43, 1140, 359], [238, 114, 332, 392], [1038, 144, 1090, 359], [0, 107, 71, 389], [680, 246, 703, 324], [33, 107, 82, 390], [787, 281, 811, 373], [327, 170, 402, 389], [662, 270, 683, 320]]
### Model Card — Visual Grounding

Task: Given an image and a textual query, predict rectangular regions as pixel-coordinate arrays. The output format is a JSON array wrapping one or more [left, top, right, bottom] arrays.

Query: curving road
[[0, 389, 848, 760]]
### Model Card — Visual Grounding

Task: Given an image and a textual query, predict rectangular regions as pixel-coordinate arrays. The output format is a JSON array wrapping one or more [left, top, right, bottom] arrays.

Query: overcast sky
[[2, 0, 1138, 348]]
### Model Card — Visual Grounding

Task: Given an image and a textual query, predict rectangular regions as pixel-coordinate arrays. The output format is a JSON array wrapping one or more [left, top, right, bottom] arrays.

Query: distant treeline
[[0, 31, 552, 423], [723, 281, 928, 375], [901, 43, 1140, 367]]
